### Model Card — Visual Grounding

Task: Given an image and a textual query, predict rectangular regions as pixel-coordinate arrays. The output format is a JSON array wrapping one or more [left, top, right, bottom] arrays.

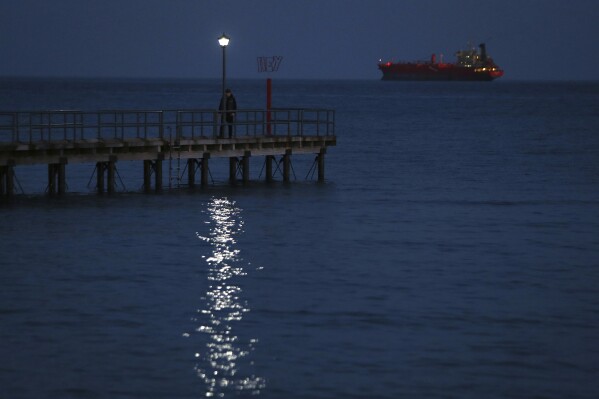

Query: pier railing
[[0, 108, 335, 144]]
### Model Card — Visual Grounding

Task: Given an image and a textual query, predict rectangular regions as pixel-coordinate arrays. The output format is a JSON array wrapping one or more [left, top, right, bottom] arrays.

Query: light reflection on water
[[195, 197, 265, 397]]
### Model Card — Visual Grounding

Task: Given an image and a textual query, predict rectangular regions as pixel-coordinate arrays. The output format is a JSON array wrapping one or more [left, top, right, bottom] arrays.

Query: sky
[[1, 0, 598, 81]]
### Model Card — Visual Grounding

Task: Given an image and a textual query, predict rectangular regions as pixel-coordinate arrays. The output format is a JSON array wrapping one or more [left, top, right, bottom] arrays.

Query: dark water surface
[[1, 79, 599, 398]]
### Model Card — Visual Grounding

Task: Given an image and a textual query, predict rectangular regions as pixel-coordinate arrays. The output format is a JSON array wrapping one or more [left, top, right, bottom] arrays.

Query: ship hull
[[379, 64, 503, 81]]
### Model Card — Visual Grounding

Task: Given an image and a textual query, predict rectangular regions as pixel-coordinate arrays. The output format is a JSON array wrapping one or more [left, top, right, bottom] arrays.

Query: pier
[[0, 108, 335, 197]]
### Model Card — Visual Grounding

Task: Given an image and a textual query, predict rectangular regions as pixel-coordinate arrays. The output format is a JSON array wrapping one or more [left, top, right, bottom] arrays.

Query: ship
[[378, 43, 504, 81]]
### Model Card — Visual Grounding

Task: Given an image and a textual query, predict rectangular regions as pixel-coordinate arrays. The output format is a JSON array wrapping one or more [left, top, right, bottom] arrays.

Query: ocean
[[1, 78, 599, 398]]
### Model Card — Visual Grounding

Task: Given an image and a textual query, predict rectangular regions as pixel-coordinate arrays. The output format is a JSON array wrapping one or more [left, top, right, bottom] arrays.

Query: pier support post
[[7, 166, 14, 196], [48, 159, 67, 195], [229, 157, 237, 184], [143, 160, 152, 193], [242, 151, 250, 184], [0, 164, 15, 197], [265, 155, 274, 182], [96, 157, 116, 194], [283, 150, 291, 182], [201, 154, 210, 187], [187, 159, 197, 187], [143, 158, 163, 192], [317, 148, 326, 182]]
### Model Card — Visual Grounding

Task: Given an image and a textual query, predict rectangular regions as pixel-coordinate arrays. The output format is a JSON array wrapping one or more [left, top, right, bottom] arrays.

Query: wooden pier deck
[[0, 108, 336, 196]]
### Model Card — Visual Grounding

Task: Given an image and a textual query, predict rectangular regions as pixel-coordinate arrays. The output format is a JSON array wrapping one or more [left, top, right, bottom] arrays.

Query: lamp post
[[218, 33, 230, 137]]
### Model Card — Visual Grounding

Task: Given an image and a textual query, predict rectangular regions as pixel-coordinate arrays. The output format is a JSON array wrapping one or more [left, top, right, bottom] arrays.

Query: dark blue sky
[[1, 0, 598, 81]]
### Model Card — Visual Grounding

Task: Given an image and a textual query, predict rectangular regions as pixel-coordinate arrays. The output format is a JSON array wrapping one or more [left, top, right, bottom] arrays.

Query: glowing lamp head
[[218, 33, 230, 47]]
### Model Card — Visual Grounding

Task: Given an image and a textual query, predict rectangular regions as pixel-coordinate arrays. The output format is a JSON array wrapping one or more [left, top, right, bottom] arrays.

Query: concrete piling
[[318, 148, 326, 182], [265, 155, 274, 182], [283, 150, 291, 182], [201, 155, 210, 187], [242, 151, 250, 184], [0, 165, 15, 197]]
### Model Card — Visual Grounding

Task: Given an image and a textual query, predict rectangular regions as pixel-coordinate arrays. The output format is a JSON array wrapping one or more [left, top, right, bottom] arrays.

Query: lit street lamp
[[218, 33, 230, 137]]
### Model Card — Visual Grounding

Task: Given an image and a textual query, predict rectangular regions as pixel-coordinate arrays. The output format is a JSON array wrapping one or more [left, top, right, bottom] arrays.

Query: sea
[[1, 78, 599, 399]]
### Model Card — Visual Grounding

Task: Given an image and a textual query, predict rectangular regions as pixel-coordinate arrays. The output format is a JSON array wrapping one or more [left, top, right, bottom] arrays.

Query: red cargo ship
[[378, 43, 504, 81]]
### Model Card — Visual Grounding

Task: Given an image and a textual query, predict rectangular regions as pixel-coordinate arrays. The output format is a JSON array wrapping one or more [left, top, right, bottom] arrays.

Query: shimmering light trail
[[194, 197, 265, 397]]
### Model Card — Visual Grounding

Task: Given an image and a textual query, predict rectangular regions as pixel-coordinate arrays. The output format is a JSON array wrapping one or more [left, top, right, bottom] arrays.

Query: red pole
[[266, 78, 272, 135]]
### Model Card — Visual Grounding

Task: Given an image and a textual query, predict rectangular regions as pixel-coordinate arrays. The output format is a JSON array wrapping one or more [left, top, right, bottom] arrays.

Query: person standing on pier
[[219, 88, 237, 138]]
